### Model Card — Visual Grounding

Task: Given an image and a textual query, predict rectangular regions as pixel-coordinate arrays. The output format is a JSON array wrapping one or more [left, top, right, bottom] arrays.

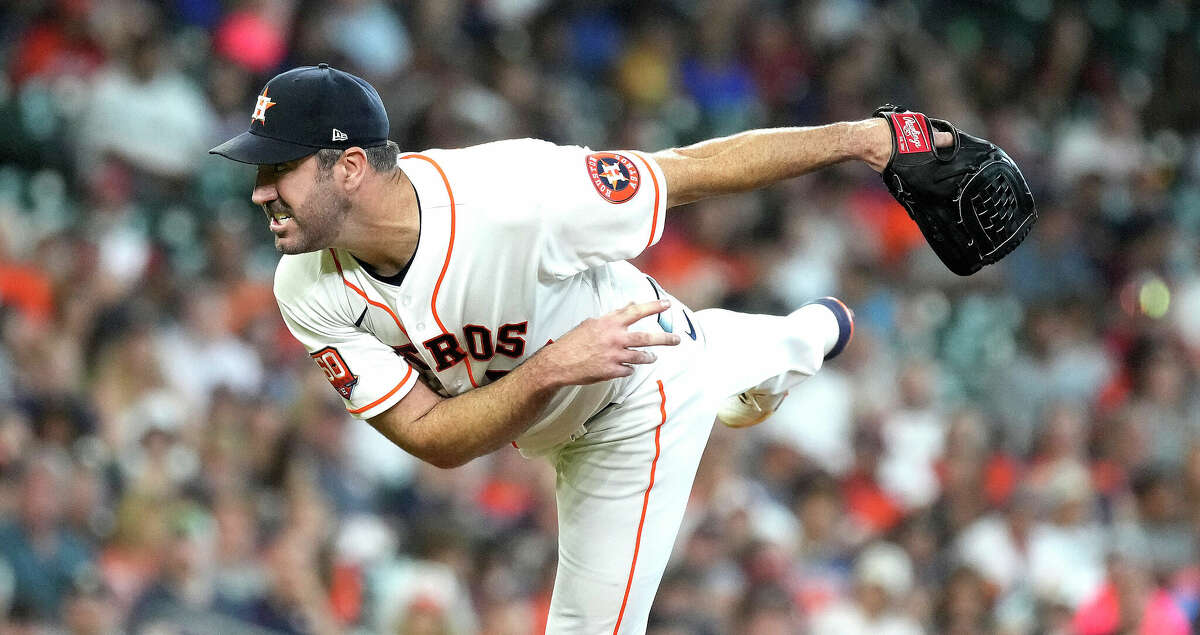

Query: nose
[[252, 174, 277, 206]]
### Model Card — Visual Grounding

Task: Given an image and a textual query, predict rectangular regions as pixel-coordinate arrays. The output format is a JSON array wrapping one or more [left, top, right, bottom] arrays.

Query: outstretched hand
[[533, 300, 681, 387]]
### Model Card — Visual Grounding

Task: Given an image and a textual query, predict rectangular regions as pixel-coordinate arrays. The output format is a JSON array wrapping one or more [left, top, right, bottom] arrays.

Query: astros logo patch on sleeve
[[586, 152, 641, 203], [310, 346, 359, 399]]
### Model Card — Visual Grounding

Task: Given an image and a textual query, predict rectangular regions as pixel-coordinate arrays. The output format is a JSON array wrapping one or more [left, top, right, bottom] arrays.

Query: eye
[[272, 163, 291, 174]]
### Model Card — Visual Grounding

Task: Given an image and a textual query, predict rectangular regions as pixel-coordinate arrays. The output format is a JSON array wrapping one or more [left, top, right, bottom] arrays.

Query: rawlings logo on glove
[[874, 105, 1038, 276]]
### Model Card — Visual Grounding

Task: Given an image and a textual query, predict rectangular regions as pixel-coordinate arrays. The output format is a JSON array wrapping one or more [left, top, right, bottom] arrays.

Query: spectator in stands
[[0, 1, 1198, 631], [0, 450, 94, 620], [77, 26, 216, 180], [808, 542, 922, 635]]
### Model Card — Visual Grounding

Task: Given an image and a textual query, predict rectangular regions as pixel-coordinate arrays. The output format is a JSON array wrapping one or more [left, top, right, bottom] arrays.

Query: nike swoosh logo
[[646, 276, 671, 333], [681, 309, 697, 341], [645, 275, 696, 340], [354, 306, 368, 327]]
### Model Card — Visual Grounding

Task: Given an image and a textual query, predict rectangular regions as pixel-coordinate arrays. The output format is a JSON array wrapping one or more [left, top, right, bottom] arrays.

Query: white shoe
[[717, 297, 853, 429], [716, 389, 790, 428]]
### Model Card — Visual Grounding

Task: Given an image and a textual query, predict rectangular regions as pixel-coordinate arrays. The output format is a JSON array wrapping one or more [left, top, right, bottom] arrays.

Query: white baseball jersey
[[273, 137, 848, 634], [273, 139, 669, 454]]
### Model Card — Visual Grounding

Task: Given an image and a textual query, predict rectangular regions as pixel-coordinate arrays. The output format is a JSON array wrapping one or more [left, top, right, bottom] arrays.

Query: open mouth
[[263, 204, 292, 227]]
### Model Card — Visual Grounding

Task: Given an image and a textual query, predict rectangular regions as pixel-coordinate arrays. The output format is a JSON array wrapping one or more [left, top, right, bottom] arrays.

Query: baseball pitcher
[[210, 64, 1034, 634]]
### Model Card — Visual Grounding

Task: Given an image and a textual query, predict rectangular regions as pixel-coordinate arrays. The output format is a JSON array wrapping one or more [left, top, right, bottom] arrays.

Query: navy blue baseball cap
[[209, 63, 389, 165]]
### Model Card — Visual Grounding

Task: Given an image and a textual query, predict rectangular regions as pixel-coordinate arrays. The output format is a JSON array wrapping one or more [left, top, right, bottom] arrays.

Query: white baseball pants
[[543, 301, 841, 633]]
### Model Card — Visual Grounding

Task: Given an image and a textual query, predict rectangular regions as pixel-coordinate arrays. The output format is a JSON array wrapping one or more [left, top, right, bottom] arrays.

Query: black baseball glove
[[874, 105, 1037, 276]]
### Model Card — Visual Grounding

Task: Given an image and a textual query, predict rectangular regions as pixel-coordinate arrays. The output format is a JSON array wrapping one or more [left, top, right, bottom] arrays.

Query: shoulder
[[453, 138, 574, 157], [405, 139, 590, 225], [409, 138, 586, 174], [273, 251, 331, 305], [271, 250, 356, 326]]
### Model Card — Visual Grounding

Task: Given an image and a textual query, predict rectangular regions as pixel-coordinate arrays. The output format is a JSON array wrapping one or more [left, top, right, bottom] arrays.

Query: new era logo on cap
[[209, 63, 390, 165]]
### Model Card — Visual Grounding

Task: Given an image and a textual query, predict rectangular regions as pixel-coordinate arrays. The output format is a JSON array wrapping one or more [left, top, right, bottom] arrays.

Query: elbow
[[377, 411, 474, 469], [414, 442, 477, 470], [424, 452, 470, 470]]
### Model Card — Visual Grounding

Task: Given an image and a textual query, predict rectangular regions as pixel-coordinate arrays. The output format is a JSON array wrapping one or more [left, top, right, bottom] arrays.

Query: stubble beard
[[275, 176, 352, 255]]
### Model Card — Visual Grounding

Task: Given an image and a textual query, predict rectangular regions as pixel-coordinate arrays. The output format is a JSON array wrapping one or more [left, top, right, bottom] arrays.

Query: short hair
[[316, 140, 400, 174]]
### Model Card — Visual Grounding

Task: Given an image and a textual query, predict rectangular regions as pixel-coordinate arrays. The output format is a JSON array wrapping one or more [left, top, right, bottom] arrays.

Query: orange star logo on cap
[[250, 87, 277, 125]]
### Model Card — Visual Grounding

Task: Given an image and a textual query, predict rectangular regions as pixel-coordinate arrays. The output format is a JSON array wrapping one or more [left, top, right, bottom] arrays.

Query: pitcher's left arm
[[652, 118, 952, 208]]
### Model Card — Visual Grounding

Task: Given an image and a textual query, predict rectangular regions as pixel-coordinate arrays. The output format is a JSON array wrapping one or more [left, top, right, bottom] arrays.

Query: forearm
[[374, 352, 562, 468], [368, 301, 677, 469], [653, 119, 889, 207]]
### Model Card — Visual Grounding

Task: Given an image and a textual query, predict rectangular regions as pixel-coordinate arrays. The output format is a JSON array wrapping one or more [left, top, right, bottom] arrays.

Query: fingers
[[618, 299, 672, 326], [617, 300, 671, 326], [621, 349, 658, 365], [933, 130, 954, 148], [625, 330, 681, 348]]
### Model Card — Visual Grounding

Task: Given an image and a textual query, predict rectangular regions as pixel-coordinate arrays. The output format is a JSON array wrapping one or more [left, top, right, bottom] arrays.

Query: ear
[[337, 147, 369, 193]]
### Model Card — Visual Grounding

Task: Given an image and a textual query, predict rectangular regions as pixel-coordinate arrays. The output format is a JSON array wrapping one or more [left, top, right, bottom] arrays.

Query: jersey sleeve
[[277, 291, 419, 421], [501, 140, 668, 279]]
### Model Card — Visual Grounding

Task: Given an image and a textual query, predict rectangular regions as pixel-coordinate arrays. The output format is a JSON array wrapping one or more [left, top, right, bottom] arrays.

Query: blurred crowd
[[1, 0, 1200, 633]]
